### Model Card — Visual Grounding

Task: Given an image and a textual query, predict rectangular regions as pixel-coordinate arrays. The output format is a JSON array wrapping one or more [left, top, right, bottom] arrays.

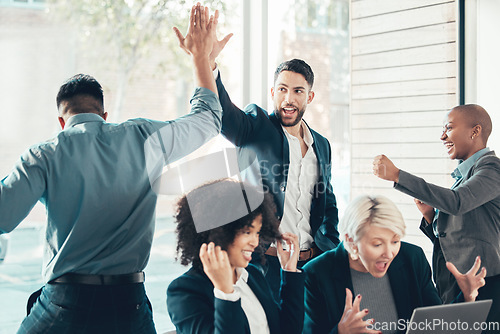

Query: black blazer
[[167, 264, 304, 334], [216, 73, 340, 251], [303, 242, 444, 334]]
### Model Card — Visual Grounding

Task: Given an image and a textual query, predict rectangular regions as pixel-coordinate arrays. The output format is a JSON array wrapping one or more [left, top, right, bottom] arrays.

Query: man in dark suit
[[206, 18, 340, 297], [373, 104, 500, 328]]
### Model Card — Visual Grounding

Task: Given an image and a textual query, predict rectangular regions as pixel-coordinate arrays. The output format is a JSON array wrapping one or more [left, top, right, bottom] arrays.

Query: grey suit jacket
[[395, 150, 500, 276]]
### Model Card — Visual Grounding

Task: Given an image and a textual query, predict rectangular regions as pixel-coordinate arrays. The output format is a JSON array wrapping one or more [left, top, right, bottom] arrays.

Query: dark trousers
[[17, 283, 156, 334], [432, 239, 461, 303]]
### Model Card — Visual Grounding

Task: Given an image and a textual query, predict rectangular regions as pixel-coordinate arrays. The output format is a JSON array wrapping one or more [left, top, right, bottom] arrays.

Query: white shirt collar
[[281, 120, 314, 147], [235, 267, 249, 284]]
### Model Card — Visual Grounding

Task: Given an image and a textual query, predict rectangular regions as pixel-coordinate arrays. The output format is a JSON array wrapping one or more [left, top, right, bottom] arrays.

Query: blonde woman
[[303, 195, 486, 334]]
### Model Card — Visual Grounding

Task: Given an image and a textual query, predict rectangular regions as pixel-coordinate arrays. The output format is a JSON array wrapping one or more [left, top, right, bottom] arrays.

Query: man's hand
[[447, 256, 487, 302], [172, 3, 218, 93], [208, 9, 233, 70], [373, 154, 400, 183], [173, 3, 215, 59]]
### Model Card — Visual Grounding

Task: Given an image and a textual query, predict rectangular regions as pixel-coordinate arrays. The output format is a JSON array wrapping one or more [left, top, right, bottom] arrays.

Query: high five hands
[[173, 3, 215, 58], [207, 7, 232, 70], [173, 3, 223, 92], [173, 2, 232, 69]]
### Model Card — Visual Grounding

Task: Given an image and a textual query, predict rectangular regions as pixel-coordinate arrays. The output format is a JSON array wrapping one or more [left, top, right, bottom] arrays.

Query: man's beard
[[275, 105, 306, 127]]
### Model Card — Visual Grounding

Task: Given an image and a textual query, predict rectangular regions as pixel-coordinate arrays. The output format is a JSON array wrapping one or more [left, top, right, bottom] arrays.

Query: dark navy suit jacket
[[303, 242, 445, 334], [167, 264, 304, 334], [216, 73, 340, 251]]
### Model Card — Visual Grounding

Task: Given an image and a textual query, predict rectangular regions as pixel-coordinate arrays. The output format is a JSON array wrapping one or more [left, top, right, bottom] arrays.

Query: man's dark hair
[[174, 178, 280, 271], [56, 74, 104, 112], [274, 58, 314, 89]]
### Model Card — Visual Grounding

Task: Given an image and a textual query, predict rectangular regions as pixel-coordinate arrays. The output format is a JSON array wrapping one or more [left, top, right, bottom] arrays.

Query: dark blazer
[[396, 150, 500, 276], [303, 242, 443, 334], [167, 264, 304, 334], [216, 73, 340, 251]]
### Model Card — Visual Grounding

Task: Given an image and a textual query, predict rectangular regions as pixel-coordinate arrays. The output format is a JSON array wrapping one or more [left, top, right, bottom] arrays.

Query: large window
[[0, 0, 45, 6], [464, 0, 500, 152], [295, 0, 348, 32]]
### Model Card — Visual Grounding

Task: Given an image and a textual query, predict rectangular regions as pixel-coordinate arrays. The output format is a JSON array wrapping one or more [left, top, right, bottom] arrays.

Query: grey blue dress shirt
[[0, 87, 221, 283]]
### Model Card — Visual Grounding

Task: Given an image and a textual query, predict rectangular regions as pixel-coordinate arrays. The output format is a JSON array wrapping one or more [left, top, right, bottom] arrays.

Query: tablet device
[[405, 300, 492, 334]]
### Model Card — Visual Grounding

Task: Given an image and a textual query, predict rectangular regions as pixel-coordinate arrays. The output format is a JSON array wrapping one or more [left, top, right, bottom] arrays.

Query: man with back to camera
[[174, 9, 341, 298], [373, 104, 500, 330], [0, 6, 220, 333]]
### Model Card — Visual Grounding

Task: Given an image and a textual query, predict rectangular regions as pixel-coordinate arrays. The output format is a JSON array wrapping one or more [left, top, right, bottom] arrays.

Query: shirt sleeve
[[143, 87, 222, 188], [279, 269, 305, 334], [213, 287, 241, 302], [212, 65, 219, 80], [0, 146, 47, 233], [395, 159, 500, 215]]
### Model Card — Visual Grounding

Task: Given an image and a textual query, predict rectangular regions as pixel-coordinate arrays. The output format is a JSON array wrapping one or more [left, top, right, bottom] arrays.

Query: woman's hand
[[199, 242, 234, 294], [338, 289, 381, 334], [276, 232, 300, 272], [413, 199, 435, 224], [447, 256, 487, 302], [373, 154, 400, 183]]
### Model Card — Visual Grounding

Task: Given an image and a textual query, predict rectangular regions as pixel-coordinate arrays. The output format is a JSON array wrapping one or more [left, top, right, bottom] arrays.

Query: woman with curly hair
[[167, 178, 304, 334]]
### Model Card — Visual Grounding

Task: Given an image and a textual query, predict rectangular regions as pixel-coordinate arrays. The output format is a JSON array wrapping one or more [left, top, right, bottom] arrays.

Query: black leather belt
[[50, 272, 145, 285]]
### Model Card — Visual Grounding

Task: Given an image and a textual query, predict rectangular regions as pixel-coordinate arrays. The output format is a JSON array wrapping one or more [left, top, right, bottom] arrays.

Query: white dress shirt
[[280, 122, 318, 250]]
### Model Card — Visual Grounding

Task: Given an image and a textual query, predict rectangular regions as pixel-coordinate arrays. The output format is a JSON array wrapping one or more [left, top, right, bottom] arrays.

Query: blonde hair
[[339, 195, 406, 253]]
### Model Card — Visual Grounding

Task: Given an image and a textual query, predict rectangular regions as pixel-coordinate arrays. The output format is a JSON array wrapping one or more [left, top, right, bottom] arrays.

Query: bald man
[[373, 104, 500, 328]]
